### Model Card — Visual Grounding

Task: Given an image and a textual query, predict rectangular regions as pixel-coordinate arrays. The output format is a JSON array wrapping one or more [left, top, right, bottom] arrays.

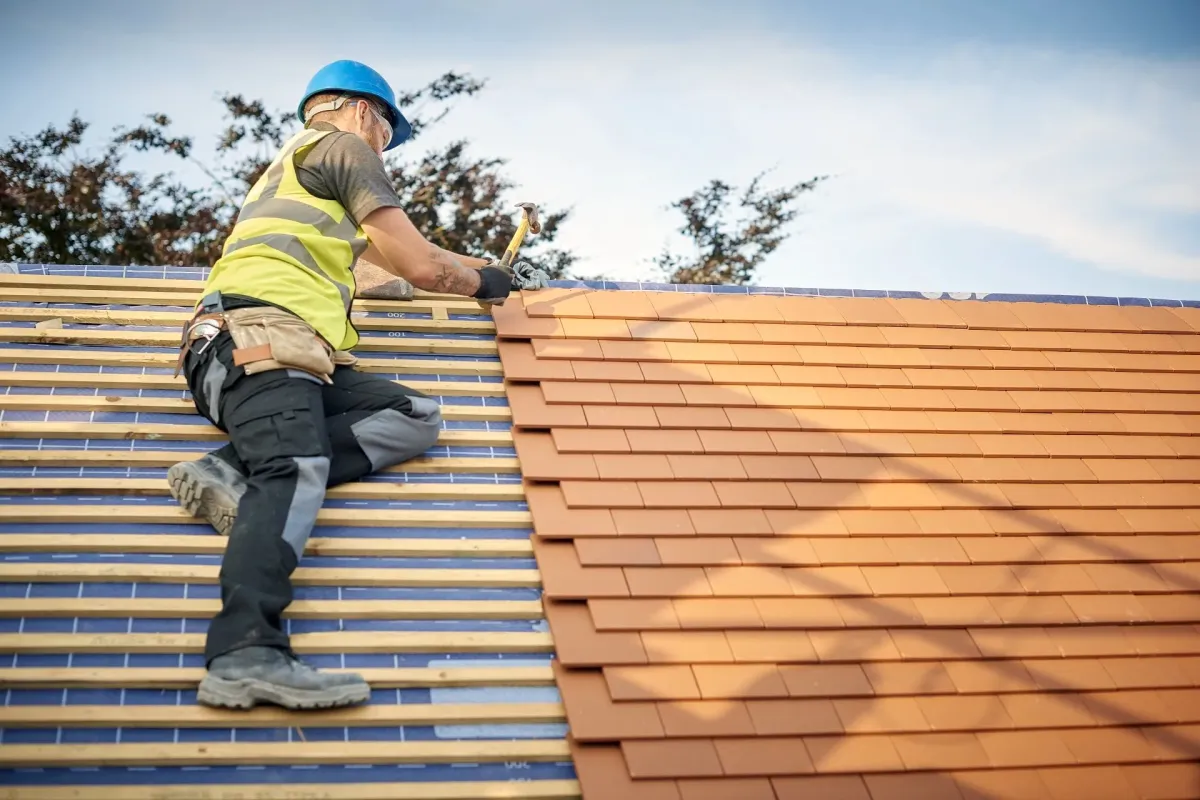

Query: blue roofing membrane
[[7, 260, 1198, 306], [0, 263, 570, 791]]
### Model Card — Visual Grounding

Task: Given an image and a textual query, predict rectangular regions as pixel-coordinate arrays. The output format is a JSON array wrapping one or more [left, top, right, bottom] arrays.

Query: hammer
[[500, 202, 541, 268], [479, 203, 540, 310]]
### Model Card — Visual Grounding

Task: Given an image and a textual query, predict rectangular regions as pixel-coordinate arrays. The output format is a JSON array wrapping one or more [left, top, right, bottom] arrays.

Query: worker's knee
[[350, 396, 442, 470]]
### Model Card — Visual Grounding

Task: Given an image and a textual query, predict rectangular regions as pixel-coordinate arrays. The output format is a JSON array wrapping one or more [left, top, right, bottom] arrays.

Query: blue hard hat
[[298, 60, 411, 150]]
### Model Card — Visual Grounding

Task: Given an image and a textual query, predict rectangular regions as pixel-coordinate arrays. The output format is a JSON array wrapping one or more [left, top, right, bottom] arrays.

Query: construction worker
[[167, 60, 547, 711]]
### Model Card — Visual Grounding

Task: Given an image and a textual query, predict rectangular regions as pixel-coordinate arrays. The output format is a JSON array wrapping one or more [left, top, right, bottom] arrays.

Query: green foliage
[[655, 171, 829, 285], [0, 73, 576, 277], [2, 73, 824, 285]]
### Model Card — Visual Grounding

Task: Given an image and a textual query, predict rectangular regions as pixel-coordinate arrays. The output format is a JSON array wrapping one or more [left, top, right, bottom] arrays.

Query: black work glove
[[473, 265, 515, 305]]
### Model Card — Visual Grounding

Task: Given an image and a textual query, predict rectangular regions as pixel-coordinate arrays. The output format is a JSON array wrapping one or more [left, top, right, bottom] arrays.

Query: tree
[[0, 73, 577, 277], [654, 171, 828, 285]]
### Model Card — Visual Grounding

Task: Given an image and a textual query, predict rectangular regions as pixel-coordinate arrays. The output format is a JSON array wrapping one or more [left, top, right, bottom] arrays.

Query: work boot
[[198, 646, 371, 710], [167, 452, 246, 536]]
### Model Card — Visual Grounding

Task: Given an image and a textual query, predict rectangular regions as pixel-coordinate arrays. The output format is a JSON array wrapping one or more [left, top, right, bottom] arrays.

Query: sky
[[1, 0, 1198, 298]]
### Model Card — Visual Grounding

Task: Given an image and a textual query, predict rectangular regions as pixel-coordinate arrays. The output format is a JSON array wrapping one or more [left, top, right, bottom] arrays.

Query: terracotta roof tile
[[590, 599, 678, 630], [553, 662, 664, 740], [771, 296, 846, 325], [552, 426, 631, 453], [576, 537, 662, 566], [862, 662, 957, 695], [681, 383, 757, 407], [655, 537, 741, 566], [735, 537, 819, 566], [656, 699, 756, 737], [1038, 766, 1140, 800], [544, 599, 646, 665], [667, 455, 748, 480], [561, 480, 644, 508], [596, 454, 675, 480], [834, 696, 929, 734], [561, 317, 632, 339], [914, 595, 1001, 626], [706, 566, 794, 597], [534, 538, 629, 599], [726, 630, 819, 661], [773, 775, 872, 800], [509, 384, 587, 427], [864, 773, 968, 800], [605, 665, 702, 700], [690, 321, 763, 343], [766, 509, 849, 536], [573, 360, 645, 382], [698, 429, 776, 453], [713, 736, 816, 776], [544, 381, 614, 407], [614, 510, 700, 534], [757, 322, 827, 344], [714, 481, 795, 508], [743, 699, 843, 736], [673, 598, 765, 629], [692, 663, 789, 699], [804, 733, 905, 772], [641, 631, 734, 663], [621, 739, 724, 779], [689, 508, 773, 535], [625, 566, 712, 596], [569, 743, 682, 800], [988, 595, 1078, 625], [834, 599, 923, 634], [638, 480, 721, 508], [678, 778, 775, 800], [611, 382, 688, 406], [509, 290, 1200, 795], [514, 431, 596, 480], [526, 483, 615, 536], [999, 691, 1097, 728], [1122, 763, 1200, 800], [755, 597, 843, 628], [891, 732, 990, 770], [656, 406, 731, 428], [619, 319, 696, 340]]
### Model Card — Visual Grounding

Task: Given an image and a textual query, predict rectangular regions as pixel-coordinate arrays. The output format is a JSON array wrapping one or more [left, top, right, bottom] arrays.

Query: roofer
[[167, 60, 548, 711]]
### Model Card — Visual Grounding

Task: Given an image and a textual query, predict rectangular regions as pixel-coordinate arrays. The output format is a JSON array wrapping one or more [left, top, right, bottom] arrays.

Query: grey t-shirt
[[293, 121, 404, 228]]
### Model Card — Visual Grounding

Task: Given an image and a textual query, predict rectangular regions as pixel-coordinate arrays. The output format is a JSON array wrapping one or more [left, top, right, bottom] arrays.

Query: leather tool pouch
[[225, 307, 336, 384]]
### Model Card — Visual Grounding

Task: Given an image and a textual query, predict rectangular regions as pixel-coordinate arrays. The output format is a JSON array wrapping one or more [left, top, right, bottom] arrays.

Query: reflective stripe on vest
[[201, 128, 369, 350]]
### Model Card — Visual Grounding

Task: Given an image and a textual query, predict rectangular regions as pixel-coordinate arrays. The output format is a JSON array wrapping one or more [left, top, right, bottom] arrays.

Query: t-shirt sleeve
[[293, 131, 404, 228]]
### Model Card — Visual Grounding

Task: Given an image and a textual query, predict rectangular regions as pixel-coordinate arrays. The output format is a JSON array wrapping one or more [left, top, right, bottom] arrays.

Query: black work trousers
[[182, 329, 442, 664]]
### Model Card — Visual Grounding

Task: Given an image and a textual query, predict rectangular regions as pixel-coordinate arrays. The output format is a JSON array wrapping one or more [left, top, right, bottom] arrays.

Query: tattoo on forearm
[[427, 248, 481, 295]]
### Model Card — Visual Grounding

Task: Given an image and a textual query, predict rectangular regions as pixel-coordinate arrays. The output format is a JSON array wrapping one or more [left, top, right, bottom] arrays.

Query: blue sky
[[2, 0, 1198, 298]]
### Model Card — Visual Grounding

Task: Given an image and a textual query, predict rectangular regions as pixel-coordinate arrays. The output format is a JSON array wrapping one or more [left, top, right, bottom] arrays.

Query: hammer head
[[517, 202, 542, 234]]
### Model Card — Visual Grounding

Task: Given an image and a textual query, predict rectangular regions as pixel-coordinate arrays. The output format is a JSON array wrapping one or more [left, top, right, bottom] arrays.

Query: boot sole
[[167, 461, 239, 536], [197, 674, 371, 710]]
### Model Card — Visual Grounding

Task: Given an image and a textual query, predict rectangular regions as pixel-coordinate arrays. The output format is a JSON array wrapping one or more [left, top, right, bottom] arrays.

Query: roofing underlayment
[[1, 264, 1200, 799]]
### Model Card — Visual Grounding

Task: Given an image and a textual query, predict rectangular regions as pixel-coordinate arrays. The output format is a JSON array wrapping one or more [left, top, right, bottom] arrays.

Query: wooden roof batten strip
[[0, 268, 566, 796]]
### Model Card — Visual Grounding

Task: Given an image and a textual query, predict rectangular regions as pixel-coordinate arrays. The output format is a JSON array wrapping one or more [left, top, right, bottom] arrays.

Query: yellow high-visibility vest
[[201, 128, 368, 350]]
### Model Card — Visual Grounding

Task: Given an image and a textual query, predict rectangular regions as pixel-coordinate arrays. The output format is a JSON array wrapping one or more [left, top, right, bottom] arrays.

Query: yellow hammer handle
[[479, 212, 533, 313], [500, 217, 532, 268]]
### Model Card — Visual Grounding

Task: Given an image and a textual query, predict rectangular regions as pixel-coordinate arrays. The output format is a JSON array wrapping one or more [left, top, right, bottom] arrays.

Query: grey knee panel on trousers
[[281, 455, 330, 559], [202, 358, 229, 425], [349, 397, 442, 470]]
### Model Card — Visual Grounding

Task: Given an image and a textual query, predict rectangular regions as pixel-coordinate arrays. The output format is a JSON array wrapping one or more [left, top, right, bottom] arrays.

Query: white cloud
[[7, 9, 1195, 294], [420, 36, 1200, 288]]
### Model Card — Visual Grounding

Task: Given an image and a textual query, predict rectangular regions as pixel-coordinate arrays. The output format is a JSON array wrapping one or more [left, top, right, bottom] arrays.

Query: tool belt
[[175, 292, 354, 383]]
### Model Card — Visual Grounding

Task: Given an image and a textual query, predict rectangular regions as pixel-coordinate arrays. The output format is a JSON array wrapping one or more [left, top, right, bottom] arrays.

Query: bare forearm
[[362, 207, 489, 297], [422, 247, 481, 295]]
